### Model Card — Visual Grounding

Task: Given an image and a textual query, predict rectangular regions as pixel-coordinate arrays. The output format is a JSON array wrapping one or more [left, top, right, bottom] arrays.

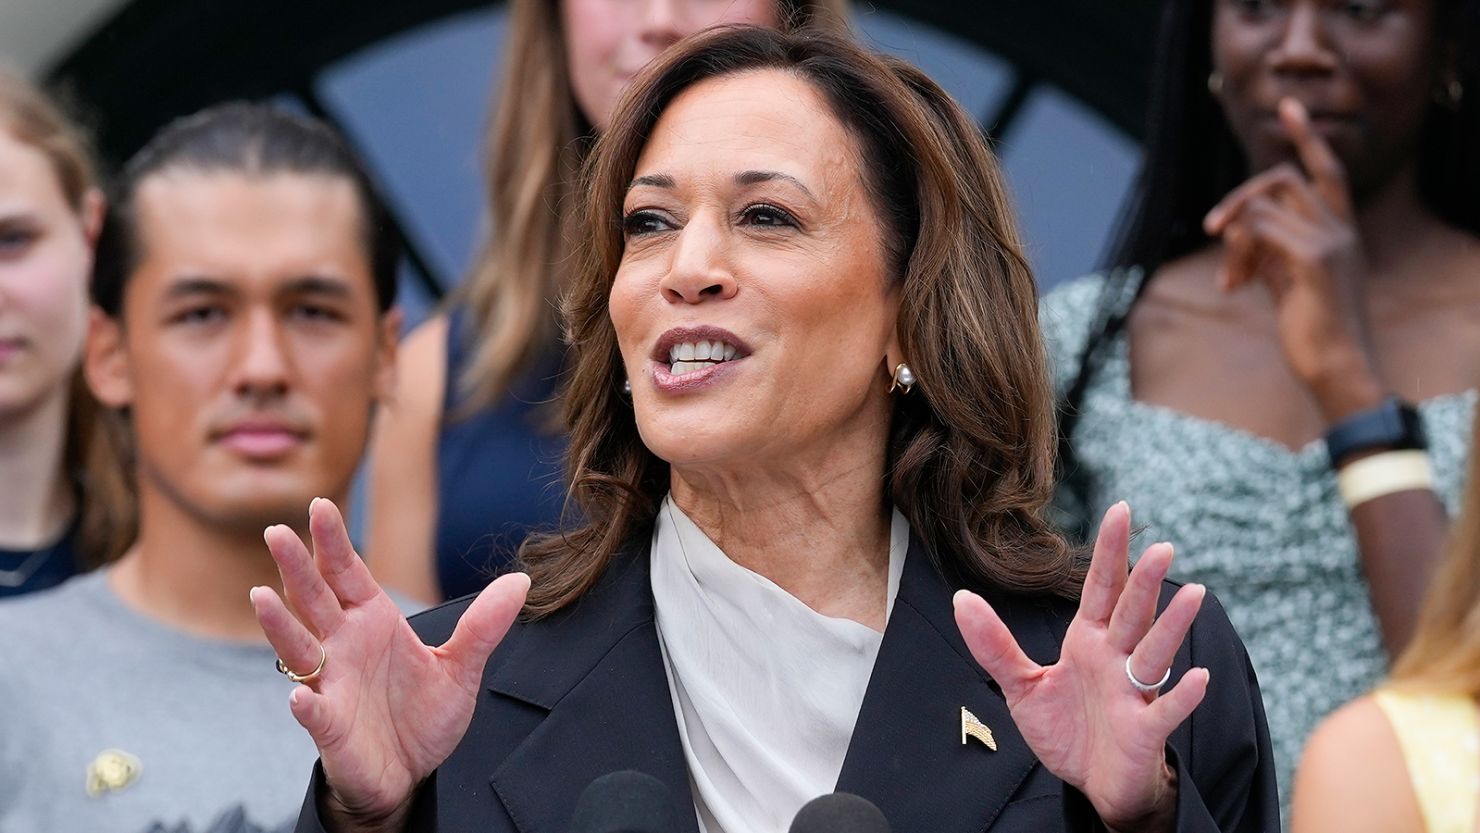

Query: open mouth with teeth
[[667, 339, 741, 377]]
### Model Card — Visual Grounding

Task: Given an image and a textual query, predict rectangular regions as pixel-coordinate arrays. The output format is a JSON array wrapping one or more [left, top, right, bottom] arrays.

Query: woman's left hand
[[954, 502, 1207, 832]]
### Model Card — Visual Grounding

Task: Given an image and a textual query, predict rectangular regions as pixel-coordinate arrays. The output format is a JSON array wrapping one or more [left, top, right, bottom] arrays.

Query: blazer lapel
[[486, 548, 700, 833], [478, 537, 1069, 833], [836, 537, 1066, 832]]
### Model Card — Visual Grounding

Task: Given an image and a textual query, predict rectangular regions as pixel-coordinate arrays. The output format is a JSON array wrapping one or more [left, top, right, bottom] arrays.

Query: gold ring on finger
[[276, 642, 326, 684]]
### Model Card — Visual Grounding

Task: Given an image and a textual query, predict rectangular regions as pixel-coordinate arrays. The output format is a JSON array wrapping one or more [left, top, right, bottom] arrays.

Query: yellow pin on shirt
[[86, 749, 142, 797], [961, 707, 997, 751]]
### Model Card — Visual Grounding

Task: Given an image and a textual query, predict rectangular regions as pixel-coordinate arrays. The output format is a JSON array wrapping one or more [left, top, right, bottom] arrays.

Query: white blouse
[[649, 495, 908, 833]]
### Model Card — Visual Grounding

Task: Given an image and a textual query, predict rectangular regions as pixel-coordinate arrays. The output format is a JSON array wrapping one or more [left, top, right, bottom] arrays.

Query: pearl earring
[[1207, 70, 1224, 97], [889, 363, 917, 394], [622, 379, 632, 395], [1441, 77, 1465, 109]]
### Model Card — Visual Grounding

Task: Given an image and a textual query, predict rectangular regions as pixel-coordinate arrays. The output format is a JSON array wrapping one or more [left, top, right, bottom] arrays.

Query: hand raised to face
[[1201, 98, 1384, 419]]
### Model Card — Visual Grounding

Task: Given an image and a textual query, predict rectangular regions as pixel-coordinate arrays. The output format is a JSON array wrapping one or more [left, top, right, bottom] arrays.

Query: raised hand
[[251, 498, 528, 830], [954, 503, 1207, 832], [1203, 96, 1383, 419]]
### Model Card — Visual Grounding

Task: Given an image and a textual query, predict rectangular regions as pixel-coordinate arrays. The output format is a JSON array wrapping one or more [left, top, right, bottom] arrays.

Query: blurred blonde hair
[[454, 0, 850, 410], [0, 69, 134, 565], [1391, 405, 1480, 694]]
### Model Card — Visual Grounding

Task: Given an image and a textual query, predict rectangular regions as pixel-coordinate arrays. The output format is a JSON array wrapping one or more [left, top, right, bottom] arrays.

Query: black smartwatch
[[1324, 396, 1427, 468]]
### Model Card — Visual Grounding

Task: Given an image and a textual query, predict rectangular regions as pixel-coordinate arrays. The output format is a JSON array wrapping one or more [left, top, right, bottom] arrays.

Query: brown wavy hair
[[453, 0, 850, 411], [1390, 404, 1480, 694], [0, 70, 133, 566], [520, 26, 1080, 615]]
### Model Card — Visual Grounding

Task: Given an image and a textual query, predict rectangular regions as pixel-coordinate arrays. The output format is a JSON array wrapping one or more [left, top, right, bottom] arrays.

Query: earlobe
[[373, 308, 403, 404], [83, 308, 133, 409], [883, 327, 919, 394], [883, 327, 906, 383], [80, 189, 106, 246]]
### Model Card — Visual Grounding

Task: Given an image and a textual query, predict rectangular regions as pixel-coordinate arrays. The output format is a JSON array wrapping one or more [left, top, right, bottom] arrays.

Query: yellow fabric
[[1373, 688, 1480, 833]]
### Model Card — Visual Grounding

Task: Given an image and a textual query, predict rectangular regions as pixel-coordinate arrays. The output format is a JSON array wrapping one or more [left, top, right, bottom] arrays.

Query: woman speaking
[[253, 27, 1277, 833]]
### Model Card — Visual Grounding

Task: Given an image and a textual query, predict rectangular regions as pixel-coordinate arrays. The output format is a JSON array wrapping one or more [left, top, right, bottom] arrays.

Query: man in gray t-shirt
[[0, 105, 403, 833], [0, 572, 312, 833]]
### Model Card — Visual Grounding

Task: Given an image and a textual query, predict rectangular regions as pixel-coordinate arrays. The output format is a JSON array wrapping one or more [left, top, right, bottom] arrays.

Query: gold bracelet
[[1336, 450, 1435, 509]]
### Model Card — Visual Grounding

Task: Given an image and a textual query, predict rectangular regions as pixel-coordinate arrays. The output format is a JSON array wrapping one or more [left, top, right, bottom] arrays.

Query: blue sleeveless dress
[[433, 307, 567, 600]]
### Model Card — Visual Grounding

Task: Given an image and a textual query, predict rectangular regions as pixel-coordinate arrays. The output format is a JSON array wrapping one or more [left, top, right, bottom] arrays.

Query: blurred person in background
[[0, 102, 401, 833], [368, 0, 847, 604], [1292, 405, 1480, 833], [1041, 0, 1480, 810], [0, 70, 129, 596]]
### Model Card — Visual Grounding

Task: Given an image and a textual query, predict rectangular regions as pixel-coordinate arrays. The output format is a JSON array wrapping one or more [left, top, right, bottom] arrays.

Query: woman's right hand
[[251, 497, 529, 831], [1203, 97, 1384, 421]]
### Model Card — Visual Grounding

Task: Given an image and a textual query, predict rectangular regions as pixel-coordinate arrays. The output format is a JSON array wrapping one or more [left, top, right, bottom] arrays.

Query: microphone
[[569, 770, 681, 833], [788, 793, 892, 833]]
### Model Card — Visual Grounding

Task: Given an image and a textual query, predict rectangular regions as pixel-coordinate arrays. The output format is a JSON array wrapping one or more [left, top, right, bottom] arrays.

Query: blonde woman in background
[[369, 0, 848, 603], [0, 71, 129, 596], [1294, 406, 1480, 833]]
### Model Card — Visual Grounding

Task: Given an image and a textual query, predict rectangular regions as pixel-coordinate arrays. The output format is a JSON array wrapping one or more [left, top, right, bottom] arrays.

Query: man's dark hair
[[93, 101, 400, 315]]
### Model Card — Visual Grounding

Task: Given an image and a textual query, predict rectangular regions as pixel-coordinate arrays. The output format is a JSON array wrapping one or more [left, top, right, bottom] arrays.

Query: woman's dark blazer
[[297, 535, 1279, 832]]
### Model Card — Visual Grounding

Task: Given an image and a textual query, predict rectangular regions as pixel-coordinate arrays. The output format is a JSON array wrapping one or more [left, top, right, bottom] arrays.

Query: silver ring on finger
[[1125, 654, 1171, 694]]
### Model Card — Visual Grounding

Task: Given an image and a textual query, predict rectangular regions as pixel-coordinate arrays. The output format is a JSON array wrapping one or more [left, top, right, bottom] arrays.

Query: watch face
[[1326, 397, 1428, 467], [1377, 400, 1406, 435]]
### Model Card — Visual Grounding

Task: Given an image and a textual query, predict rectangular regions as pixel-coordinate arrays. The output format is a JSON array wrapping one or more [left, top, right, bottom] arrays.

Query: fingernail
[[288, 688, 299, 706], [248, 587, 258, 604]]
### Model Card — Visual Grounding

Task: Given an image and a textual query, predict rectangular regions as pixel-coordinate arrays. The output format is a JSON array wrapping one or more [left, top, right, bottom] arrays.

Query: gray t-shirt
[[0, 569, 319, 833]]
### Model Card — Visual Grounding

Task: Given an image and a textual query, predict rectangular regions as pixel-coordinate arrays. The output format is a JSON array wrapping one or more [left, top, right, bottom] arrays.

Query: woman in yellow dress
[[1294, 407, 1480, 833]]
